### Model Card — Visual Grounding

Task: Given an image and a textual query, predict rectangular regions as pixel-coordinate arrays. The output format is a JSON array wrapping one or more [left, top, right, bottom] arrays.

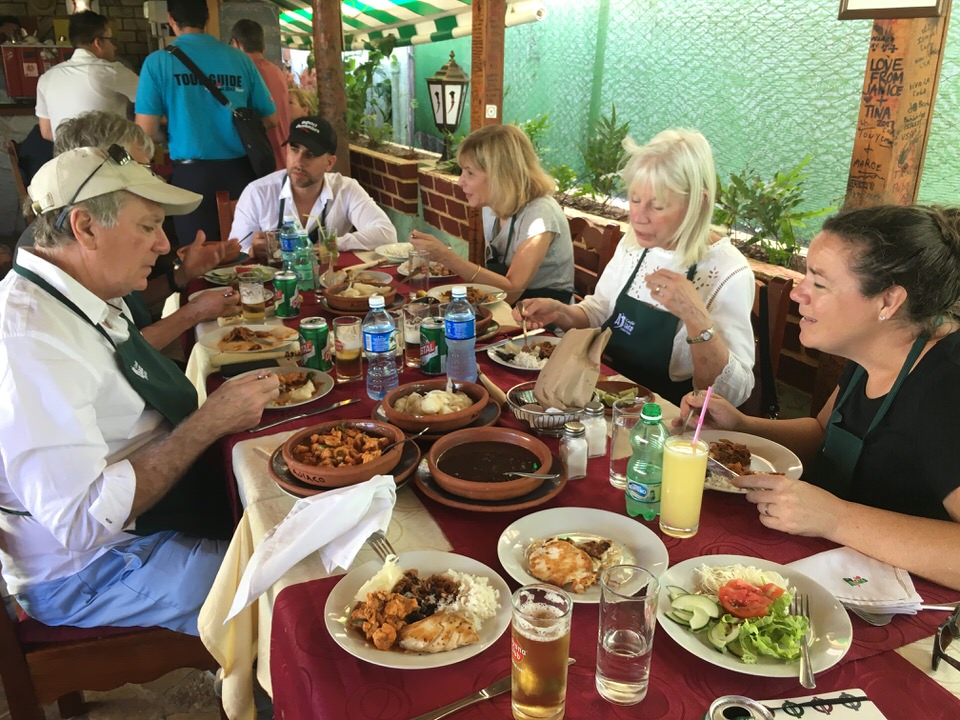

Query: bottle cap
[[584, 401, 604, 416], [563, 421, 585, 437], [451, 285, 467, 298], [640, 402, 662, 421], [368, 294, 385, 309]]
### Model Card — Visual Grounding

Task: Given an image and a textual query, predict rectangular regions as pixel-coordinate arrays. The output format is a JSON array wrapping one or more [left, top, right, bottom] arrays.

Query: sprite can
[[274, 271, 300, 318], [299, 317, 331, 371], [419, 317, 447, 375]]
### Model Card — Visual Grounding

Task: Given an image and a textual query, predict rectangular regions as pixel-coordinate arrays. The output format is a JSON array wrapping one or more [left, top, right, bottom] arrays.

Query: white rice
[[512, 350, 548, 369], [437, 570, 500, 629]]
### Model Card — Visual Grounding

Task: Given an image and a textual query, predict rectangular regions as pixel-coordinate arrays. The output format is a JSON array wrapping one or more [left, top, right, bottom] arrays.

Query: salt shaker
[[582, 401, 607, 458], [560, 421, 588, 480]]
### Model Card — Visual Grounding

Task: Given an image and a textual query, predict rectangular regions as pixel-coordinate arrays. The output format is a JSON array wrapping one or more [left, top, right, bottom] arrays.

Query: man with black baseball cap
[[229, 116, 397, 259]]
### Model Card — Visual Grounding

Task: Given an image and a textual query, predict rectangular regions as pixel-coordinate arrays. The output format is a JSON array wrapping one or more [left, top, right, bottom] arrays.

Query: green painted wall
[[411, 1, 960, 243]]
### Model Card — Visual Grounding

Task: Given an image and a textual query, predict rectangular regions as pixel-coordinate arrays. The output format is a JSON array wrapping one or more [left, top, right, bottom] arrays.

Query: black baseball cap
[[284, 116, 337, 156]]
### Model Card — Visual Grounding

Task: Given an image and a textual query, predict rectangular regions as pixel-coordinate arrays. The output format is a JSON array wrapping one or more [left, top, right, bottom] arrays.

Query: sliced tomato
[[717, 579, 778, 618]]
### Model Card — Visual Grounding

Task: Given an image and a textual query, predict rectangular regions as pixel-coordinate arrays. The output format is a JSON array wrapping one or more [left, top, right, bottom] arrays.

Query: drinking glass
[[511, 584, 572, 720], [407, 248, 431, 296], [402, 302, 438, 368], [659, 436, 710, 538], [596, 565, 659, 705], [263, 230, 282, 268], [609, 400, 646, 489], [333, 316, 362, 383], [389, 309, 405, 364], [237, 271, 266, 323]]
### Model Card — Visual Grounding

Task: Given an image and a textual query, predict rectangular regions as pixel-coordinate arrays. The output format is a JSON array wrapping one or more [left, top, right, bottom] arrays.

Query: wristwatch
[[686, 326, 715, 344]]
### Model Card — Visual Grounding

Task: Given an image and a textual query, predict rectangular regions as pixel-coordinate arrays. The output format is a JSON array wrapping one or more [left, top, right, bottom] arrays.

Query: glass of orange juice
[[659, 436, 709, 538]]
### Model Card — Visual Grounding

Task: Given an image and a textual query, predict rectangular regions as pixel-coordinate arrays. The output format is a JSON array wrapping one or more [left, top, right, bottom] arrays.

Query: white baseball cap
[[28, 146, 202, 219]]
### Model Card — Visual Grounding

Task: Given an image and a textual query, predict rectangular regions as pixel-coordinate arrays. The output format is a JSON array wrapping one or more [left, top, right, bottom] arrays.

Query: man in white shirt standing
[[230, 116, 397, 257], [35, 10, 138, 141]]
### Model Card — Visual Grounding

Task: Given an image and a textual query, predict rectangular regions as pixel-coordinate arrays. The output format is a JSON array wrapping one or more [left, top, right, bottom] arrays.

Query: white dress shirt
[[230, 169, 398, 253], [35, 48, 139, 138], [0, 250, 166, 593], [579, 236, 756, 406]]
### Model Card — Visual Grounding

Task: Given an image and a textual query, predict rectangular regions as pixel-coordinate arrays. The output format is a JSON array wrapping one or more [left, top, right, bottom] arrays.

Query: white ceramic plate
[[427, 284, 508, 307], [197, 324, 298, 353], [203, 264, 277, 285], [324, 550, 511, 669], [486, 337, 561, 372], [397, 260, 456, 278], [319, 269, 392, 289], [696, 429, 803, 494], [230, 368, 334, 409], [657, 554, 852, 677], [497, 507, 669, 604], [374, 243, 413, 262]]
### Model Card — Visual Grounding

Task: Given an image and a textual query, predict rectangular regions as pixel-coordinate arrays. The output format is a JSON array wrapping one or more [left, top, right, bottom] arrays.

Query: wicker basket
[[506, 381, 584, 435]]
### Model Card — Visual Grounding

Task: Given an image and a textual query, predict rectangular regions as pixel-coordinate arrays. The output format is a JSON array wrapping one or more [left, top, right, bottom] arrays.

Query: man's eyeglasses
[[53, 144, 137, 231], [932, 606, 960, 672]]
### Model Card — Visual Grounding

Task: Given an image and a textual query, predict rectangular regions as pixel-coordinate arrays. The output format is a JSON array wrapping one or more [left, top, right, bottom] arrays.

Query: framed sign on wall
[[838, 0, 947, 19]]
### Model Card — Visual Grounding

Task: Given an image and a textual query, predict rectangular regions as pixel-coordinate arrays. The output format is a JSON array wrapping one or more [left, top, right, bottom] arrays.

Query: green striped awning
[[275, 0, 546, 50]]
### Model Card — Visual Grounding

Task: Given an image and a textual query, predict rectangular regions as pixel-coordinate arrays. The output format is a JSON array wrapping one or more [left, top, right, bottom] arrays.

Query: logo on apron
[[131, 361, 149, 380], [611, 312, 635, 335]]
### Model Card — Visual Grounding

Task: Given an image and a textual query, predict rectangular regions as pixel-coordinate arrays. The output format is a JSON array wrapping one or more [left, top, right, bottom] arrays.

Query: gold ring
[[256, 373, 268, 380], [223, 291, 232, 297]]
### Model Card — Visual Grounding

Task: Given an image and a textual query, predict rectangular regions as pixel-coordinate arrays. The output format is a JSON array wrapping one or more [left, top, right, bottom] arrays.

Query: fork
[[791, 591, 816, 689], [366, 530, 398, 562]]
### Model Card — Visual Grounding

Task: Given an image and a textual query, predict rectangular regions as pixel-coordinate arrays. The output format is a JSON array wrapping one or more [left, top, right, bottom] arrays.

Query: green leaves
[[578, 104, 629, 212]]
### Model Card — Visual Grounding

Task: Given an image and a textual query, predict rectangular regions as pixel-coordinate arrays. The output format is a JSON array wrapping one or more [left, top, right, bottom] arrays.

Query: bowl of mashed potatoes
[[382, 379, 489, 433]]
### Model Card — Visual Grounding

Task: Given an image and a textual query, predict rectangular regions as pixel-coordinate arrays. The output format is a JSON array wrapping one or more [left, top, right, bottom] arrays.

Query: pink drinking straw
[[691, 385, 714, 447]]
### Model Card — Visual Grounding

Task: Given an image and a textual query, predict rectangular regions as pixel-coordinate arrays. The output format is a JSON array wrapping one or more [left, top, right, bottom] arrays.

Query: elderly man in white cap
[[0, 146, 279, 635]]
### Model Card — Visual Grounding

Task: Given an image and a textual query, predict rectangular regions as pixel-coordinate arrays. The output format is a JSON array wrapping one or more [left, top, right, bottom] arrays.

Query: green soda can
[[419, 317, 447, 375], [274, 271, 300, 318], [299, 317, 332, 371]]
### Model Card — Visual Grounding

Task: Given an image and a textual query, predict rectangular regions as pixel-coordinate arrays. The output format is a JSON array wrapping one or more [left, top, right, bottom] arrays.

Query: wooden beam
[[312, 0, 351, 176], [845, 7, 952, 207], [465, 0, 506, 265]]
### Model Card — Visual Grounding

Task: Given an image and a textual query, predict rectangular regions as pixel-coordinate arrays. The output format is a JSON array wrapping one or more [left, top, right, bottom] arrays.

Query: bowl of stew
[[427, 427, 553, 501], [281, 420, 405, 488]]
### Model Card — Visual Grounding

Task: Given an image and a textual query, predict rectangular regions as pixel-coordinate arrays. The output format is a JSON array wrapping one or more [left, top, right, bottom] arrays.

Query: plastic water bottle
[[362, 294, 399, 400], [279, 222, 299, 272], [444, 286, 477, 382], [294, 228, 314, 292], [625, 403, 666, 520]]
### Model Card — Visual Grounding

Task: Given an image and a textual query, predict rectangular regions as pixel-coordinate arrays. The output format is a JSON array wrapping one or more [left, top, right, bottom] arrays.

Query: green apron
[[814, 335, 926, 496], [601, 249, 697, 404], [8, 263, 231, 538]]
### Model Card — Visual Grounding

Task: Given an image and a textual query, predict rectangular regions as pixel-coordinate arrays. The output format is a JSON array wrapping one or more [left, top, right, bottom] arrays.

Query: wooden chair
[[215, 190, 237, 243], [570, 216, 622, 300], [6, 139, 34, 224], [739, 275, 794, 418], [0, 596, 223, 720]]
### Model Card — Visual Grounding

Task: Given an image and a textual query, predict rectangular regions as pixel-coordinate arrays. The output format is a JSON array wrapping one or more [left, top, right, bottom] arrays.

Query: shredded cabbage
[[694, 563, 789, 596]]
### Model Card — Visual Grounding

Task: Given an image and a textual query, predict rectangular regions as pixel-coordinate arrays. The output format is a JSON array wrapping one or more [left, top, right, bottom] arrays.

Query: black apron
[[814, 335, 927, 498], [601, 249, 697, 405], [486, 215, 573, 304], [8, 263, 232, 539]]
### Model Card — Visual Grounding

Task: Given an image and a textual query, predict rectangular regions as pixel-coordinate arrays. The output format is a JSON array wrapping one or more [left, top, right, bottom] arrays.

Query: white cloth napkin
[[225, 474, 397, 621], [788, 547, 922, 614]]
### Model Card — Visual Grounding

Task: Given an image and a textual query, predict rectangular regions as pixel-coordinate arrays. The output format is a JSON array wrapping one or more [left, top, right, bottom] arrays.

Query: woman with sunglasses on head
[[409, 124, 574, 304], [680, 204, 960, 590], [517, 128, 756, 406]]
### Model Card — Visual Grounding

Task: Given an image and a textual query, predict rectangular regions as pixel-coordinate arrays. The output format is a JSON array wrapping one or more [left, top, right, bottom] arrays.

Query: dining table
[[181, 250, 960, 720]]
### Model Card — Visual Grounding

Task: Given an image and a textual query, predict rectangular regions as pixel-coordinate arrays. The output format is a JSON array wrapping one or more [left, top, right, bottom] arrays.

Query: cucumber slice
[[671, 593, 721, 619], [666, 585, 689, 602], [726, 637, 745, 657], [688, 607, 711, 631], [707, 621, 740, 652], [665, 610, 694, 626]]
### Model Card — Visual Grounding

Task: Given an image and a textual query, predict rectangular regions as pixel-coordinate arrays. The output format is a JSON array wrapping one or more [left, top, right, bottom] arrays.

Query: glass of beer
[[237, 271, 266, 323], [402, 302, 437, 367], [333, 316, 362, 383], [659, 436, 710, 538], [511, 584, 572, 720]]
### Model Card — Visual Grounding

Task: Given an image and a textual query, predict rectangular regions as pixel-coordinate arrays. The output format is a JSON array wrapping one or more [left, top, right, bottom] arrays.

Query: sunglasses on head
[[932, 606, 960, 672], [53, 144, 138, 231]]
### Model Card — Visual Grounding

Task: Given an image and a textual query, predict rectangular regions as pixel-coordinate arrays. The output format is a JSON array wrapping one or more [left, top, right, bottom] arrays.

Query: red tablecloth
[[198, 257, 960, 718]]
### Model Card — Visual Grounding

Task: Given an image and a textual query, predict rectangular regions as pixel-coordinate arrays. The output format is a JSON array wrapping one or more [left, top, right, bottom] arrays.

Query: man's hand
[[185, 288, 241, 323], [196, 372, 280, 436], [179, 233, 242, 281]]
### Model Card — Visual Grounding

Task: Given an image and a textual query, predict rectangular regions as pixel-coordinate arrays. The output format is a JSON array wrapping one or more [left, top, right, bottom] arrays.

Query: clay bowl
[[281, 420, 405, 488], [323, 281, 397, 312], [427, 426, 553, 501], [382, 379, 489, 433], [475, 305, 493, 334]]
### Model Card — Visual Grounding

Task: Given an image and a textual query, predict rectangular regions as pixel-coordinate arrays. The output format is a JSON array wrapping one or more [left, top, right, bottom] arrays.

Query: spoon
[[382, 427, 430, 453], [520, 301, 530, 351], [503, 471, 562, 480]]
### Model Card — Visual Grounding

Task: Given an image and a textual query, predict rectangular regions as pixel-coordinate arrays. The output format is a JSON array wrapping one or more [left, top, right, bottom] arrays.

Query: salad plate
[[497, 507, 669, 603], [657, 554, 852, 677], [324, 550, 511, 669], [696, 430, 803, 494]]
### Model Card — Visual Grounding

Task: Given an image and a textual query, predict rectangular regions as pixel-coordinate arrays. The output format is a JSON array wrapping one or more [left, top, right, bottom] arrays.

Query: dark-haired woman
[[680, 204, 960, 590]]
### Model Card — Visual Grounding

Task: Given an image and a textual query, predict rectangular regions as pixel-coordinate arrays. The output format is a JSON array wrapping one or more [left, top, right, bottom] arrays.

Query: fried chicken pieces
[[527, 537, 610, 593]]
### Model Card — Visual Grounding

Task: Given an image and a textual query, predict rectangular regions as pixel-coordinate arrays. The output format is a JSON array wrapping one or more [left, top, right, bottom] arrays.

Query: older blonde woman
[[409, 124, 574, 303], [519, 128, 756, 405]]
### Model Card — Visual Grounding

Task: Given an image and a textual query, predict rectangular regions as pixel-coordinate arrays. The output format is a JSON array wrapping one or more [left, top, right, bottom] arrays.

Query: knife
[[246, 398, 359, 433], [409, 657, 575, 720], [476, 327, 546, 353]]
